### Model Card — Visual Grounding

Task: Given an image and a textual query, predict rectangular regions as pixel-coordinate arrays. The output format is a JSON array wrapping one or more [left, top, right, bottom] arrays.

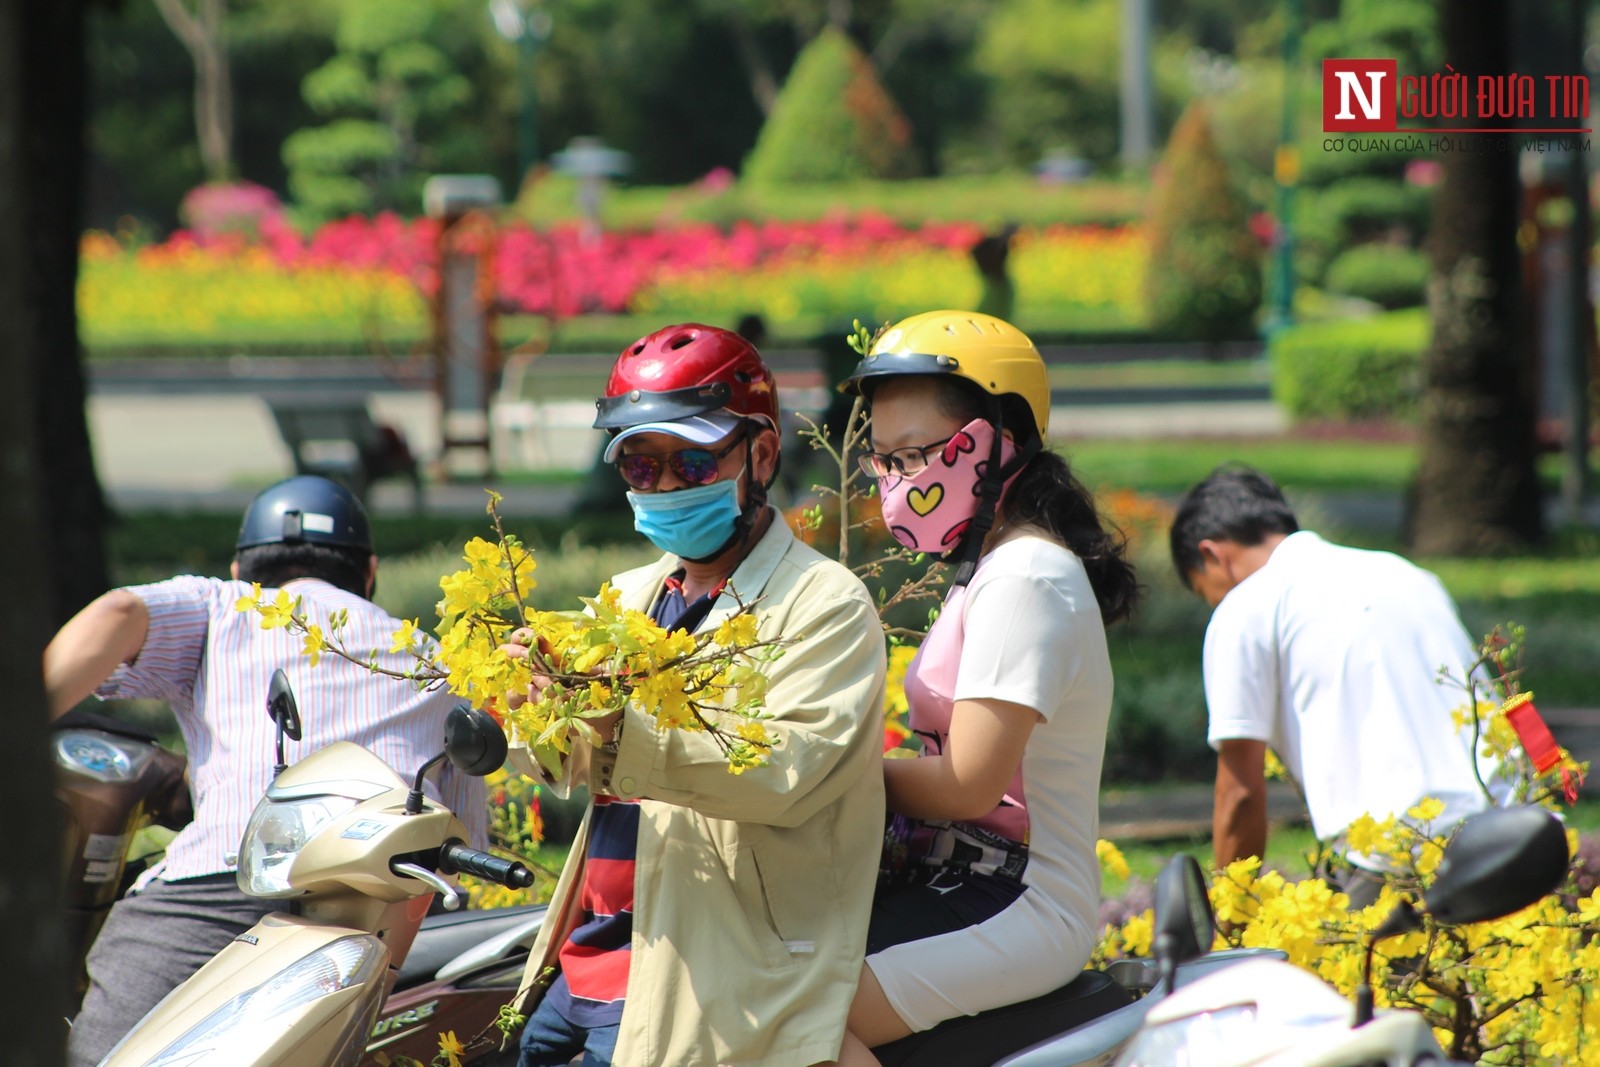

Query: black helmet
[[237, 476, 373, 552]]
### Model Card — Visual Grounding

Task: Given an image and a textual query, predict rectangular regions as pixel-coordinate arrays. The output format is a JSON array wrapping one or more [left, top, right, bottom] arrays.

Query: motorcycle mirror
[[444, 704, 509, 777], [1152, 854, 1215, 996], [1354, 806, 1568, 1027], [1423, 805, 1569, 925], [267, 669, 303, 741], [266, 669, 302, 778], [404, 705, 508, 816]]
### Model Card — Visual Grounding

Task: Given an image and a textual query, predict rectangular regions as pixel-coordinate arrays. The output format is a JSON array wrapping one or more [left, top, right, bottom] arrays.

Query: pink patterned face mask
[[877, 417, 1018, 554]]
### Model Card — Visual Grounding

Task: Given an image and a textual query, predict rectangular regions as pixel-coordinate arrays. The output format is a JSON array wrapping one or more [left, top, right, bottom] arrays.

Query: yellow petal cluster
[[236, 510, 785, 775]]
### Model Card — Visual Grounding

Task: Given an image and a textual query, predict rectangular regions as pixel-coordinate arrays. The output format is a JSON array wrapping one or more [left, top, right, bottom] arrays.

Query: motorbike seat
[[871, 968, 1133, 1067], [395, 903, 546, 989]]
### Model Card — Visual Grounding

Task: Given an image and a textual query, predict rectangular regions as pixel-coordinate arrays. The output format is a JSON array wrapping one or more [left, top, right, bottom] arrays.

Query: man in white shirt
[[1169, 466, 1505, 892]]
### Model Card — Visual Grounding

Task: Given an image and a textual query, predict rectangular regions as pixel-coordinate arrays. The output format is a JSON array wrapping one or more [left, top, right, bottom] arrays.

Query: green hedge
[[1269, 309, 1428, 421], [1324, 244, 1430, 309]]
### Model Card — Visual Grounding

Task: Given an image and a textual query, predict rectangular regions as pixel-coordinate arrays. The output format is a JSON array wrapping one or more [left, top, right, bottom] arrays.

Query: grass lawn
[[514, 173, 1149, 231]]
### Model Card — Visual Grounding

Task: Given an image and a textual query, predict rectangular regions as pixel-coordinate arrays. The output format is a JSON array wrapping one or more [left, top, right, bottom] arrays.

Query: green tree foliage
[[87, 0, 333, 231], [1145, 103, 1263, 342], [283, 0, 474, 221], [974, 0, 1191, 168], [743, 27, 920, 184]]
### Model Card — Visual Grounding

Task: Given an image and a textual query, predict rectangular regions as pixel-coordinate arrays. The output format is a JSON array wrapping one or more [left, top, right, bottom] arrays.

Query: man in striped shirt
[[44, 475, 488, 1067]]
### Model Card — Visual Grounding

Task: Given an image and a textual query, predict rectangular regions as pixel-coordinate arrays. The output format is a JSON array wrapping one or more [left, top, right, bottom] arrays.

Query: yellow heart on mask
[[907, 484, 943, 516]]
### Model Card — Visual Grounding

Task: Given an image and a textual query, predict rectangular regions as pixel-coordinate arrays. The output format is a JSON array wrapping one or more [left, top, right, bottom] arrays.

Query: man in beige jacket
[[507, 324, 887, 1067]]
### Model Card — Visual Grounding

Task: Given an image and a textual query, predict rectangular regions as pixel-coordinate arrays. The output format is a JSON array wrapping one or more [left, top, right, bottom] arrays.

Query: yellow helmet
[[843, 310, 1051, 440]]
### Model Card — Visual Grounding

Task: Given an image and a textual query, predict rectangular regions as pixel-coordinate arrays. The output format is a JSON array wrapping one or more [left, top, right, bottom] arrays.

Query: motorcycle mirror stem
[[1353, 899, 1422, 1026], [265, 669, 303, 779]]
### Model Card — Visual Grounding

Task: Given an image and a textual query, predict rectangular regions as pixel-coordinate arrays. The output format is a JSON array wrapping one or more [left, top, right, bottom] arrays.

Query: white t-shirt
[[871, 534, 1111, 1026], [1204, 531, 1506, 846]]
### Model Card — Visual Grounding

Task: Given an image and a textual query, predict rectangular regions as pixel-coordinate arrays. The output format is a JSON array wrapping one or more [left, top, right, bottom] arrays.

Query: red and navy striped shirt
[[546, 574, 722, 1027]]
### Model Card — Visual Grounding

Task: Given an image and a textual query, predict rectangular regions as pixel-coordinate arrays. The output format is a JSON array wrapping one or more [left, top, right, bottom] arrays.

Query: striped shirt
[[98, 575, 488, 881], [546, 574, 720, 1027]]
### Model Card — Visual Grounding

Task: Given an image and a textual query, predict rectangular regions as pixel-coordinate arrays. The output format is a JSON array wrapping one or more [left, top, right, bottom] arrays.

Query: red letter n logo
[[1323, 59, 1397, 132]]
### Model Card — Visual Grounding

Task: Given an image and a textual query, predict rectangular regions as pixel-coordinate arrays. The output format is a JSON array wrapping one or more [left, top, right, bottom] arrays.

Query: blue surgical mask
[[627, 477, 744, 560]]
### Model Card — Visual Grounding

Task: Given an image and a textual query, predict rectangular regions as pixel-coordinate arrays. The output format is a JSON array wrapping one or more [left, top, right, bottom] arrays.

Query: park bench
[[265, 396, 423, 510]]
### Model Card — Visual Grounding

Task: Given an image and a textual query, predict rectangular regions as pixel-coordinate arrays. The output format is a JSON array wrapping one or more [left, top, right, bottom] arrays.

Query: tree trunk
[[1409, 0, 1544, 555], [154, 0, 234, 182], [727, 7, 778, 116], [0, 0, 71, 1059], [27, 0, 109, 625]]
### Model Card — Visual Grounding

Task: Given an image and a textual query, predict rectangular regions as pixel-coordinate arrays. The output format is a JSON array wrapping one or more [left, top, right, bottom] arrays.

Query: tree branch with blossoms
[[236, 492, 790, 776]]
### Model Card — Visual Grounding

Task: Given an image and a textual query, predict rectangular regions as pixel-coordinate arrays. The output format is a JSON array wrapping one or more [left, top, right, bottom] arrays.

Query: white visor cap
[[602, 410, 751, 463]]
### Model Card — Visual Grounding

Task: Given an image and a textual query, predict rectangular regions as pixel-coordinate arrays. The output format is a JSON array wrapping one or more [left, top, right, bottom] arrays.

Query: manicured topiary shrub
[[1145, 103, 1263, 342], [743, 28, 919, 184], [1269, 308, 1428, 421], [1324, 244, 1430, 310]]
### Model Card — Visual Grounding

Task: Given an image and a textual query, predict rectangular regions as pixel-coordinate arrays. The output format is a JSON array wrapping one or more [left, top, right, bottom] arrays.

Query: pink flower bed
[[115, 212, 991, 318]]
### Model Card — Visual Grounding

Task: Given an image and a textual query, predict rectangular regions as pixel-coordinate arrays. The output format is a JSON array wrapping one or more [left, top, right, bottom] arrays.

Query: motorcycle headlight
[[115, 934, 387, 1067], [237, 794, 360, 897]]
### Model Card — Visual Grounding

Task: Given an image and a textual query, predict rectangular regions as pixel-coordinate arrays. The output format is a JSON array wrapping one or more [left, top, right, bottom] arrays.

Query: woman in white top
[[829, 311, 1140, 1065]]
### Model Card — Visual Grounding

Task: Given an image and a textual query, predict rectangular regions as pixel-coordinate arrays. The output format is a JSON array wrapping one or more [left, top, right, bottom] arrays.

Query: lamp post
[[489, 0, 552, 186], [1267, 0, 1304, 334]]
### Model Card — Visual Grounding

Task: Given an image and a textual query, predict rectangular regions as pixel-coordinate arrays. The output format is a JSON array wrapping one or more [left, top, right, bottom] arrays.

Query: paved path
[[88, 389, 1285, 507]]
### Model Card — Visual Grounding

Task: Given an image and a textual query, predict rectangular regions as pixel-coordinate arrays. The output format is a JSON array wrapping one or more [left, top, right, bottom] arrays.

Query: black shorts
[[865, 868, 1027, 956]]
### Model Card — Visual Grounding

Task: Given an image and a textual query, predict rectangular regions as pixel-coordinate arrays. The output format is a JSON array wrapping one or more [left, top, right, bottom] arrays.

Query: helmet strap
[[949, 404, 1040, 589]]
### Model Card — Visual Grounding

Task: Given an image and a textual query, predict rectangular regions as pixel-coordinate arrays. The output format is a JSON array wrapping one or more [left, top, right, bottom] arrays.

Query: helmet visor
[[594, 381, 733, 430], [842, 350, 962, 393]]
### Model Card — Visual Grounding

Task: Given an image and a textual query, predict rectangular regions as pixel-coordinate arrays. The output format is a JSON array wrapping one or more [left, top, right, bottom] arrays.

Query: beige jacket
[[511, 516, 887, 1066]]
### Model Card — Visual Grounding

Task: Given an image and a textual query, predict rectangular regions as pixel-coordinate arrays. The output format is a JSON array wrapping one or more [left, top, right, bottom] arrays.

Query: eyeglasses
[[615, 434, 745, 490], [857, 435, 956, 480]]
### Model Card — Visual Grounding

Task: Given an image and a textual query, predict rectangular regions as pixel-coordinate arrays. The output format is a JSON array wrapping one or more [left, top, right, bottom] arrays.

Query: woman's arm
[[883, 696, 1040, 822]]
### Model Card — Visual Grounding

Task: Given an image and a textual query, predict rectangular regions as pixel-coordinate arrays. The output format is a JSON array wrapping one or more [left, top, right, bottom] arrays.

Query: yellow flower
[[713, 613, 760, 649], [1345, 814, 1392, 856], [736, 720, 772, 747], [1263, 748, 1289, 782], [388, 617, 420, 654], [302, 623, 326, 667], [257, 589, 296, 630], [436, 1030, 465, 1067], [1120, 911, 1154, 956], [1096, 839, 1131, 881], [1406, 797, 1446, 824], [233, 582, 264, 613]]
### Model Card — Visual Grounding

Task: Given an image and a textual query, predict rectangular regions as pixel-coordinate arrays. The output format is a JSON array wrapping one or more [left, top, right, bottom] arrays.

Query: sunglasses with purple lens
[[615, 433, 745, 490]]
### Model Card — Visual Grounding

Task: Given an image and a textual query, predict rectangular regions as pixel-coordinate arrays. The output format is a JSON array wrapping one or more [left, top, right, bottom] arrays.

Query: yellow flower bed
[[78, 233, 425, 341], [634, 226, 1147, 327]]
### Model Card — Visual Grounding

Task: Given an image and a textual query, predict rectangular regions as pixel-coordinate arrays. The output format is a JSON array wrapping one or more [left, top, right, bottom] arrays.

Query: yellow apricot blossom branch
[[236, 493, 789, 774]]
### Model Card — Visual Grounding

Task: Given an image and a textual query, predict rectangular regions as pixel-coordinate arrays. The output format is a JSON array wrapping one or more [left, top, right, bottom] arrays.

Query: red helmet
[[594, 323, 780, 432]]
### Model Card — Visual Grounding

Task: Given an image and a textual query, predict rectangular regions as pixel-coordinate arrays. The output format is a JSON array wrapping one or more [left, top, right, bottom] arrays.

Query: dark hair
[[924, 377, 1140, 625], [1169, 465, 1300, 588], [235, 542, 371, 597]]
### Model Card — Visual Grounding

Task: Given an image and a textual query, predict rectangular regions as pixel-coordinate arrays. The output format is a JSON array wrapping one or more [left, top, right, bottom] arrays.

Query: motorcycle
[[62, 677, 542, 1067], [1113, 805, 1571, 1067], [55, 706, 192, 998], [878, 853, 1283, 1067]]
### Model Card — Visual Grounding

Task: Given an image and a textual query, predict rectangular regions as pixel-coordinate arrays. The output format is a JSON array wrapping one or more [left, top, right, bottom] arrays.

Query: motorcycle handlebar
[[439, 840, 536, 889]]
